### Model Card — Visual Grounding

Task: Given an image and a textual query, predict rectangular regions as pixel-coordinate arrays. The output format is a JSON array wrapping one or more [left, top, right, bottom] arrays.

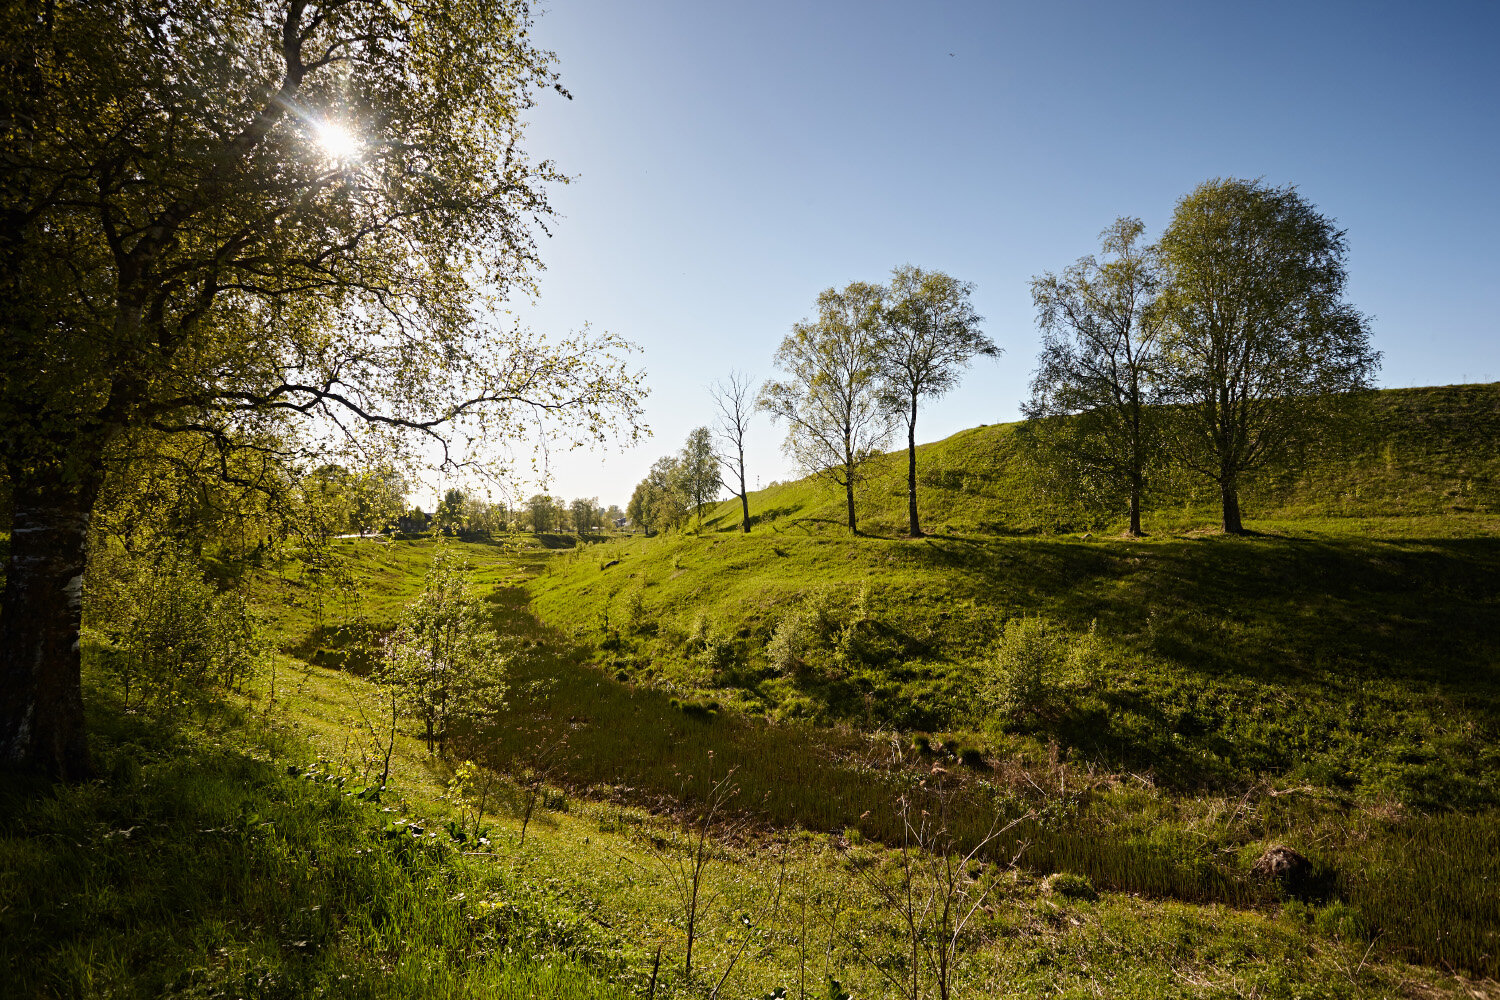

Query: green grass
[[530, 525, 1500, 802], [13, 683, 1471, 999], [0, 697, 637, 999], [512, 383, 1500, 979], [8, 383, 1500, 994], [311, 533, 1498, 988], [7, 561, 1471, 999]]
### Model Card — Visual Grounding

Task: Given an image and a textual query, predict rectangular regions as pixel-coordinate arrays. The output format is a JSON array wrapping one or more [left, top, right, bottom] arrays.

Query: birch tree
[[1156, 180, 1379, 534], [877, 267, 997, 537], [0, 0, 644, 779], [759, 282, 890, 533], [1026, 218, 1164, 536]]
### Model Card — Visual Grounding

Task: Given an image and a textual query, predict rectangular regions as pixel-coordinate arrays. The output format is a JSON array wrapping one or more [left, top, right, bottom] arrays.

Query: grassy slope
[[6, 383, 1500, 995], [532, 377, 1500, 802], [522, 383, 1500, 979], [10, 535, 1482, 999], [721, 382, 1500, 536], [3, 536, 642, 1000], [0, 701, 636, 999]]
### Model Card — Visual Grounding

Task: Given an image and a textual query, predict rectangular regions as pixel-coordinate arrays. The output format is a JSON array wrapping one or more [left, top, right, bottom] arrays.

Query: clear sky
[[475, 0, 1500, 511]]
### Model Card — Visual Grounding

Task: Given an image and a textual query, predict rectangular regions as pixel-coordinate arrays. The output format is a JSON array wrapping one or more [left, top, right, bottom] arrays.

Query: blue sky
[[486, 0, 1499, 509]]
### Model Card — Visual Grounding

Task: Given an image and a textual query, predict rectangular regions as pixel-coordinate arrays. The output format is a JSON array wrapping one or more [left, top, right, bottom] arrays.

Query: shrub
[[1066, 618, 1108, 688], [381, 547, 507, 754], [987, 616, 1065, 718], [94, 548, 265, 711], [696, 633, 739, 675], [623, 589, 649, 634], [765, 610, 811, 674]]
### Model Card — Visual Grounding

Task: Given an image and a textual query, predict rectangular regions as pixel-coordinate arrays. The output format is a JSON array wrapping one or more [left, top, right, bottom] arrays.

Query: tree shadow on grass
[[892, 531, 1500, 694], [0, 700, 479, 998]]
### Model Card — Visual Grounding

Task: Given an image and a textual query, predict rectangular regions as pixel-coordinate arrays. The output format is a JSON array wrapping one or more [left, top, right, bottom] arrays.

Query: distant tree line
[[416, 489, 623, 537], [627, 177, 1378, 540], [628, 266, 997, 537]]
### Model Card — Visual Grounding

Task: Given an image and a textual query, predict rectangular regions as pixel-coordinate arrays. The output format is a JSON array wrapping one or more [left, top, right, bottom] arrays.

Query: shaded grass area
[[533, 525, 1500, 808], [0, 694, 634, 1000], [52, 654, 1473, 1000], [251, 530, 1500, 981], [501, 566, 1500, 979]]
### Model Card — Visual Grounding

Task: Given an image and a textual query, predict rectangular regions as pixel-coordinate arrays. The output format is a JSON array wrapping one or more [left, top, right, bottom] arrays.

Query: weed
[[687, 612, 710, 650], [445, 759, 497, 845], [670, 696, 722, 719], [650, 755, 740, 984], [1044, 871, 1098, 902], [841, 782, 1031, 1000], [0, 703, 633, 999], [1313, 901, 1369, 941], [955, 745, 988, 770]]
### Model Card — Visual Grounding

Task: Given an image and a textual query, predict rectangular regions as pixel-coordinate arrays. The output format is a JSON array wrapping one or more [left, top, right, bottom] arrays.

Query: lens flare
[[315, 121, 362, 162]]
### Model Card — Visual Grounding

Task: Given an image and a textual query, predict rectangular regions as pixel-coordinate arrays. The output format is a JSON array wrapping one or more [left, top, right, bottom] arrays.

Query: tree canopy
[[1156, 179, 1379, 533], [627, 456, 689, 535], [525, 494, 559, 533], [1026, 218, 1164, 536], [677, 426, 720, 527], [877, 266, 996, 537], [569, 496, 601, 534], [758, 281, 890, 533], [0, 0, 644, 779]]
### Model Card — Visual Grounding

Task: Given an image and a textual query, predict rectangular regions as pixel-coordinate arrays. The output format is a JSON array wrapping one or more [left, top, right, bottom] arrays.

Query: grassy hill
[[520, 382, 1500, 978], [712, 382, 1500, 536], [530, 383, 1500, 796], [6, 383, 1500, 995]]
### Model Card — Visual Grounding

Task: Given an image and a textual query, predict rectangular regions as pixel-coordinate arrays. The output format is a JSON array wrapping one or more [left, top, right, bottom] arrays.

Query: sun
[[314, 121, 362, 163]]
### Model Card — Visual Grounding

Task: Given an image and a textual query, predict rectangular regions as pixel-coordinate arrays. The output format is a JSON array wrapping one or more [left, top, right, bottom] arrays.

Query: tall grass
[[1340, 810, 1500, 975], [0, 699, 636, 999]]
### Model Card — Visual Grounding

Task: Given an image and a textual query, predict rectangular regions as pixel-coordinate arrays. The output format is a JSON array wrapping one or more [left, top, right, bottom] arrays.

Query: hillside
[[710, 382, 1500, 536], [531, 384, 1500, 798], [523, 382, 1500, 978], [6, 383, 1500, 995]]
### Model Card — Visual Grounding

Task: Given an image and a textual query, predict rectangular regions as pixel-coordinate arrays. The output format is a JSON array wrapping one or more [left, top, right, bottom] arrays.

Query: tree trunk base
[[0, 502, 94, 781]]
